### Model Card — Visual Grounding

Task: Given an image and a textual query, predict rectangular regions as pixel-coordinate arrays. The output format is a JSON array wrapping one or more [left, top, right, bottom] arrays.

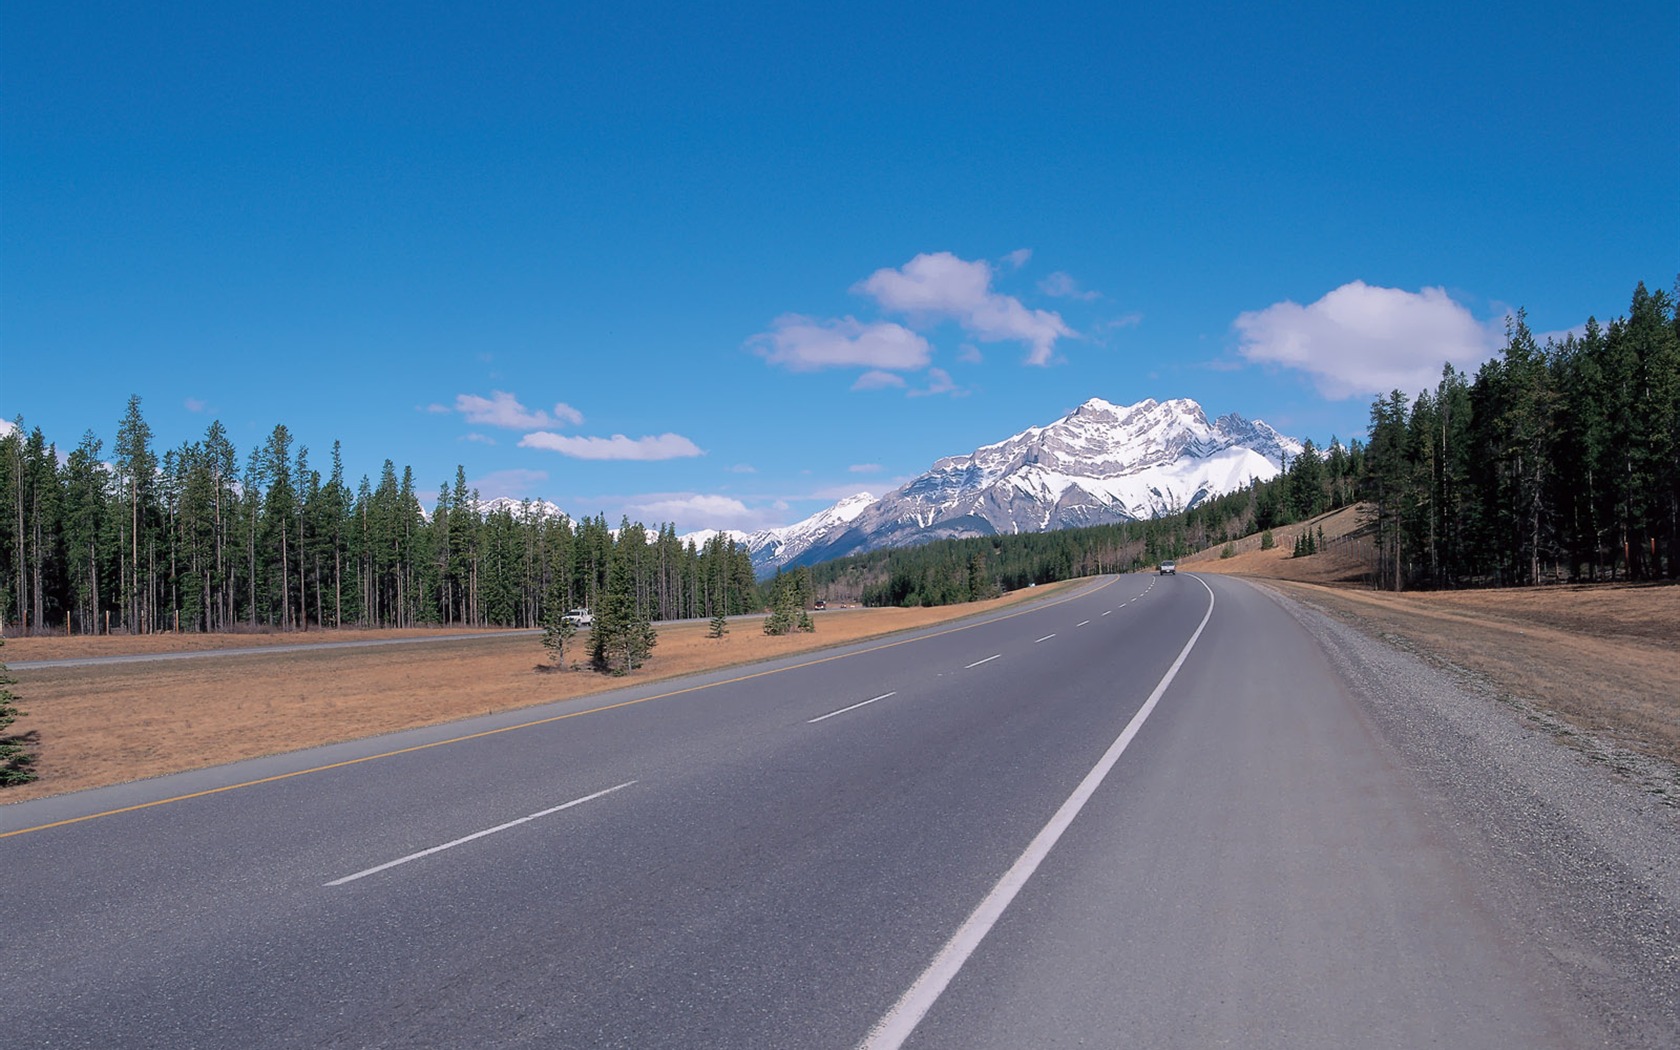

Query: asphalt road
[[0, 573, 1665, 1047]]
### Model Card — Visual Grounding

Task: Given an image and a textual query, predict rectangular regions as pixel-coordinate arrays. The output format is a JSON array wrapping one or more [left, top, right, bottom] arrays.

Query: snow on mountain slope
[[680, 492, 877, 575], [782, 397, 1300, 570]]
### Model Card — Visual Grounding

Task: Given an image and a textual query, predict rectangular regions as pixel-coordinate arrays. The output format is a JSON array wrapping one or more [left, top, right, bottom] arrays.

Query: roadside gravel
[[1256, 582, 1680, 1047]]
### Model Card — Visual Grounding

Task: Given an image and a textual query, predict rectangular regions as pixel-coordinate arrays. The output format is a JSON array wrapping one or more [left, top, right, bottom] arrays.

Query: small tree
[[707, 609, 729, 639], [1260, 530, 1276, 551], [591, 548, 656, 674], [762, 570, 805, 636], [541, 610, 577, 668], [1220, 542, 1236, 559], [0, 639, 37, 787]]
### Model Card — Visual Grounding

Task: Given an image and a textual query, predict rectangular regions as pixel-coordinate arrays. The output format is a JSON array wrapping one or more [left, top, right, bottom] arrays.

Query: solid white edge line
[[964, 654, 1002, 669], [809, 692, 898, 724], [324, 780, 637, 887], [1033, 634, 1056, 644], [858, 574, 1217, 1050]]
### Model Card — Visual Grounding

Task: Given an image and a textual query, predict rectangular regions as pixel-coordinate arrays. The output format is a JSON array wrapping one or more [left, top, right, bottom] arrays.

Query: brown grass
[[1190, 504, 1680, 767], [0, 584, 1076, 802]]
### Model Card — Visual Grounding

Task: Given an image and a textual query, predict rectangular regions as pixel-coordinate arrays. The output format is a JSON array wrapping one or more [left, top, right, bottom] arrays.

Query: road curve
[[1, 573, 1672, 1048]]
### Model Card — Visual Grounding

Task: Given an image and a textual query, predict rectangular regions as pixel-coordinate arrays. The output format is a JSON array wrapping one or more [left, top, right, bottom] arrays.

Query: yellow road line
[[2, 577, 1115, 840]]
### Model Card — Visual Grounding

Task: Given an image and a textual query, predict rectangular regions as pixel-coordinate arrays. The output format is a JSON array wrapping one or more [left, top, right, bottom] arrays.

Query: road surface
[[1, 573, 1672, 1048]]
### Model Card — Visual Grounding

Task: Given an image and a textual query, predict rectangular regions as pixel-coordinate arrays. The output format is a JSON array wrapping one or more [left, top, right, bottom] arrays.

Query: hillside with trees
[[1364, 281, 1678, 589], [0, 400, 759, 637]]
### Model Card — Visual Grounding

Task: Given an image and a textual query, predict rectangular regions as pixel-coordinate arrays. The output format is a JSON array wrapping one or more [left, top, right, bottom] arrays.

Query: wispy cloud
[[519, 432, 703, 461], [623, 492, 786, 532], [460, 433, 496, 444], [855, 251, 1073, 366], [1039, 272, 1100, 301], [184, 398, 209, 413], [1234, 281, 1502, 399], [907, 367, 966, 398], [456, 391, 585, 429], [468, 468, 550, 500], [752, 315, 931, 372], [1002, 248, 1033, 269], [851, 369, 908, 391], [728, 463, 758, 474], [848, 463, 882, 474]]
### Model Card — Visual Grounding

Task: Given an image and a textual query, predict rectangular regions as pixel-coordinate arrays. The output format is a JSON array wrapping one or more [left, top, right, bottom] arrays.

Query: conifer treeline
[[1363, 281, 1679, 588], [0, 398, 759, 636]]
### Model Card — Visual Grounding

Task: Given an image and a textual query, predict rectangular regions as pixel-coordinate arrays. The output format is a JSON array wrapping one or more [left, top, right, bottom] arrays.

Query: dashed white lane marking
[[859, 573, 1218, 1050], [964, 654, 1002, 669], [1034, 634, 1056, 644], [325, 781, 636, 886], [809, 692, 899, 724], [1101, 610, 1112, 616], [1076, 620, 1090, 627]]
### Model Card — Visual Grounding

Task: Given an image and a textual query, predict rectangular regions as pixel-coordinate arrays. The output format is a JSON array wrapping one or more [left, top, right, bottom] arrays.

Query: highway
[[0, 573, 1662, 1047]]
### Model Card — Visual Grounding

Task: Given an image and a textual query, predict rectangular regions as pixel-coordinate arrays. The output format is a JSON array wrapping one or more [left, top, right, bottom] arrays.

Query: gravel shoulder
[[1254, 580, 1680, 1044]]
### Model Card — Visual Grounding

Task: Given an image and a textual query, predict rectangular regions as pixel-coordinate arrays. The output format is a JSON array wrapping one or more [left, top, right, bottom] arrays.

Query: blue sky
[[6, 2, 1676, 533]]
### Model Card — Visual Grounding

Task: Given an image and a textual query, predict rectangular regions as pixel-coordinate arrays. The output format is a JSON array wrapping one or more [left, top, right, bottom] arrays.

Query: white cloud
[[908, 367, 966, 398], [519, 432, 703, 461], [1039, 272, 1100, 301], [957, 343, 983, 363], [852, 370, 908, 390], [0, 419, 15, 438], [855, 251, 1073, 366], [1002, 248, 1033, 269], [628, 493, 747, 521], [752, 315, 932, 372], [1233, 281, 1502, 399], [460, 433, 496, 445], [625, 492, 783, 532], [424, 403, 453, 414], [455, 391, 583, 429], [468, 468, 549, 500], [184, 398, 208, 413], [729, 463, 758, 474], [1102, 312, 1144, 330], [848, 463, 883, 474]]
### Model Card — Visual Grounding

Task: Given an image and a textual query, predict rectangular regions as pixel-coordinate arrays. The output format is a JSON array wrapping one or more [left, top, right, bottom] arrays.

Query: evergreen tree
[[541, 606, 577, 668], [0, 638, 36, 785], [591, 539, 655, 674]]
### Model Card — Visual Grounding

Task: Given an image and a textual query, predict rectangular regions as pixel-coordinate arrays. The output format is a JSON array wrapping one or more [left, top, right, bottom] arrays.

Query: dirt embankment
[[0, 583, 1078, 803], [1192, 504, 1680, 771]]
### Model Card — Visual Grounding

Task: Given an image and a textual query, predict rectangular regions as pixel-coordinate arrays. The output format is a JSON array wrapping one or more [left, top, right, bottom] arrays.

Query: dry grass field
[[0, 583, 1077, 803], [1193, 504, 1680, 771]]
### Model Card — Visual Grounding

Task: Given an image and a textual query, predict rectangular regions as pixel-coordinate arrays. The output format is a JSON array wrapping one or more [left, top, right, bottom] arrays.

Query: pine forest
[[0, 401, 759, 637]]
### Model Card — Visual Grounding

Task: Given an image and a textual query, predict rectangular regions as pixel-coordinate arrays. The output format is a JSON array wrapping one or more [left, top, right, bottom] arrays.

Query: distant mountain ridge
[[688, 396, 1302, 577]]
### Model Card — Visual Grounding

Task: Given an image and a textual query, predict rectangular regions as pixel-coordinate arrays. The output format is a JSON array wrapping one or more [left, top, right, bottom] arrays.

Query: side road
[[1260, 582, 1680, 1041]]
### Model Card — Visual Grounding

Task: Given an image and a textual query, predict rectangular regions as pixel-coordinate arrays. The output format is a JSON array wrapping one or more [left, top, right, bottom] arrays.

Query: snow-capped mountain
[[764, 397, 1299, 573], [682, 492, 877, 576], [476, 495, 568, 520]]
